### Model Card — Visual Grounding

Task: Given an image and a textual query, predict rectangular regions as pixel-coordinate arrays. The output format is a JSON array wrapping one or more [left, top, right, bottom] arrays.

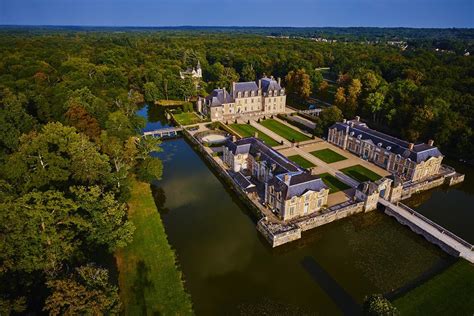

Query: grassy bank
[[116, 179, 193, 315], [394, 260, 474, 315]]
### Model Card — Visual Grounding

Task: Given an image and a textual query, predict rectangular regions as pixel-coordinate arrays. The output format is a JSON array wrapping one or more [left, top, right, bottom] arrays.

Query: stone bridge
[[143, 127, 183, 138], [380, 198, 474, 263]]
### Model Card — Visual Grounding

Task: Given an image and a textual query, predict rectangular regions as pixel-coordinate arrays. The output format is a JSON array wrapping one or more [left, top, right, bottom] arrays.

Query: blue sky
[[1, 0, 472, 28]]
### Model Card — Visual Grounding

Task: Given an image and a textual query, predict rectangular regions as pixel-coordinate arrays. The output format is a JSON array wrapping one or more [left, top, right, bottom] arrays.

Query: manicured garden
[[288, 154, 315, 169], [230, 123, 280, 147], [115, 179, 193, 315], [260, 119, 311, 142], [341, 164, 382, 182], [318, 173, 351, 193], [394, 260, 474, 315], [173, 111, 206, 125], [310, 148, 347, 163]]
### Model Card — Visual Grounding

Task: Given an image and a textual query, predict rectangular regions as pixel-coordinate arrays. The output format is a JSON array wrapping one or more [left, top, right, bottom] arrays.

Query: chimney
[[343, 119, 347, 124], [232, 135, 237, 143], [428, 139, 434, 146], [258, 79, 262, 89], [270, 75, 274, 80], [232, 82, 236, 94], [408, 143, 414, 150], [278, 77, 281, 85], [350, 122, 354, 127], [355, 116, 360, 122], [283, 174, 290, 184]]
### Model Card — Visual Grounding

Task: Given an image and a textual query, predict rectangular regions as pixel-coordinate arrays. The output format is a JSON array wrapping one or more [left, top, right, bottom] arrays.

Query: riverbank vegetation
[[116, 179, 193, 315], [394, 260, 474, 315]]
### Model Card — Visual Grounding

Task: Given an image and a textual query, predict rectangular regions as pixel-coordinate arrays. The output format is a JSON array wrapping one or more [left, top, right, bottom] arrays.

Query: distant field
[[394, 260, 474, 315], [341, 165, 382, 182], [173, 111, 205, 125], [260, 119, 311, 142], [310, 148, 347, 163], [230, 124, 280, 147], [318, 173, 351, 193], [288, 155, 315, 169]]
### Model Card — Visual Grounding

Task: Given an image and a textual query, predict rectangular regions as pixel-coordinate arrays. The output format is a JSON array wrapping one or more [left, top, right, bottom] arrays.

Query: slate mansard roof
[[205, 88, 233, 107], [261, 77, 282, 94], [224, 137, 327, 199], [330, 119, 443, 163], [268, 172, 327, 200], [233, 82, 259, 95], [224, 137, 301, 174], [206, 77, 283, 107]]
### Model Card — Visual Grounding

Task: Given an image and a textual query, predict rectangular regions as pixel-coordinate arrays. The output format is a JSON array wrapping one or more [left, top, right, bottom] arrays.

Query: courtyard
[[260, 118, 311, 142]]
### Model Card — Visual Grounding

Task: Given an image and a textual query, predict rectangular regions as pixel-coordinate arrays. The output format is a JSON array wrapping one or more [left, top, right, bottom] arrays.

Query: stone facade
[[201, 76, 286, 121], [223, 137, 329, 221], [328, 117, 443, 182]]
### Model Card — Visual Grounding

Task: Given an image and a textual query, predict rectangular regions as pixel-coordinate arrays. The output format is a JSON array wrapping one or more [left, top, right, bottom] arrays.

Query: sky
[[0, 0, 473, 28]]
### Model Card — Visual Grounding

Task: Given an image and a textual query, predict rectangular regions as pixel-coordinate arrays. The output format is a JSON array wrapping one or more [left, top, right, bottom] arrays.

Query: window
[[317, 199, 322, 207], [289, 206, 295, 216]]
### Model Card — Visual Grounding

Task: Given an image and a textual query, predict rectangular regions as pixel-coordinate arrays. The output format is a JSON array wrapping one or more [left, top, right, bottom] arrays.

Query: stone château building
[[199, 76, 286, 121], [328, 117, 443, 182], [223, 137, 329, 221]]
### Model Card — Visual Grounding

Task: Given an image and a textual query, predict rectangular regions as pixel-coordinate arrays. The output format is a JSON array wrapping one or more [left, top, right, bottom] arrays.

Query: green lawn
[[394, 260, 474, 315], [341, 165, 382, 182], [288, 155, 315, 169], [230, 124, 280, 147], [260, 119, 311, 142], [116, 179, 193, 315], [173, 111, 205, 126], [310, 148, 347, 163], [318, 173, 351, 193]]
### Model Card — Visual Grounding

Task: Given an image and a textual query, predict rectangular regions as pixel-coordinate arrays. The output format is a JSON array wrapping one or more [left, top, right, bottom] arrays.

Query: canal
[[142, 105, 472, 314]]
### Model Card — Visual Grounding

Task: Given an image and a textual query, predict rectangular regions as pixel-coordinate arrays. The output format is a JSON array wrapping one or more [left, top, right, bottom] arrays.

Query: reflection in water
[[150, 139, 452, 315]]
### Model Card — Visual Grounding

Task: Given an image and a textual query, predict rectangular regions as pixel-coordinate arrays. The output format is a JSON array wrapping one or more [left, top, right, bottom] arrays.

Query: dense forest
[[0, 28, 473, 313]]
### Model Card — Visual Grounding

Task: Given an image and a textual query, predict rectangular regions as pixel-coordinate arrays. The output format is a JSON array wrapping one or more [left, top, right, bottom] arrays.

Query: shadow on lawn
[[132, 260, 156, 315]]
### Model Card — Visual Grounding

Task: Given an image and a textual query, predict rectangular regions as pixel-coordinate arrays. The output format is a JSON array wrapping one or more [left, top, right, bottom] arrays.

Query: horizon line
[[1, 24, 473, 30]]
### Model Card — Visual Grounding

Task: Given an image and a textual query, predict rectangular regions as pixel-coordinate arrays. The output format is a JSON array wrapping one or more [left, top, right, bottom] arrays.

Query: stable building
[[328, 117, 443, 182]]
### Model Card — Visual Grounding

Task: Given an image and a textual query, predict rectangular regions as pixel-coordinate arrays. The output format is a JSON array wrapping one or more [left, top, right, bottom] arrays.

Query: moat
[[142, 106, 473, 315]]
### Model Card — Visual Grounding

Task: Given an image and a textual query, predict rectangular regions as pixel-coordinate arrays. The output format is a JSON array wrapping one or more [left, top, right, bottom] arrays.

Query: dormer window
[[377, 143, 382, 147], [387, 146, 392, 151], [357, 134, 362, 139], [350, 132, 354, 136]]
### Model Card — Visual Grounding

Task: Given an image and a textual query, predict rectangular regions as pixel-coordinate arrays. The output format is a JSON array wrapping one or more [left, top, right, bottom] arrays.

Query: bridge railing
[[396, 202, 474, 250]]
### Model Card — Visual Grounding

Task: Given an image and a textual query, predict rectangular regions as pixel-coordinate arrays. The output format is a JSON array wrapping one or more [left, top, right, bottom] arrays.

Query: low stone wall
[[182, 129, 264, 219], [257, 220, 301, 248], [401, 176, 445, 199], [447, 173, 465, 186], [295, 202, 364, 232]]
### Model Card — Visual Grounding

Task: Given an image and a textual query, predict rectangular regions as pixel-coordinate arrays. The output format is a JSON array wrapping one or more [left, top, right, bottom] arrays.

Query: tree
[[312, 71, 324, 95], [366, 91, 386, 123], [285, 69, 312, 104], [0, 190, 80, 274], [44, 265, 120, 316], [314, 106, 343, 136], [345, 79, 362, 117], [241, 64, 256, 81], [318, 81, 329, 99], [71, 186, 135, 251], [3, 123, 110, 191], [144, 82, 160, 104], [136, 157, 163, 183], [334, 87, 347, 110], [362, 294, 398, 316], [64, 104, 101, 141]]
